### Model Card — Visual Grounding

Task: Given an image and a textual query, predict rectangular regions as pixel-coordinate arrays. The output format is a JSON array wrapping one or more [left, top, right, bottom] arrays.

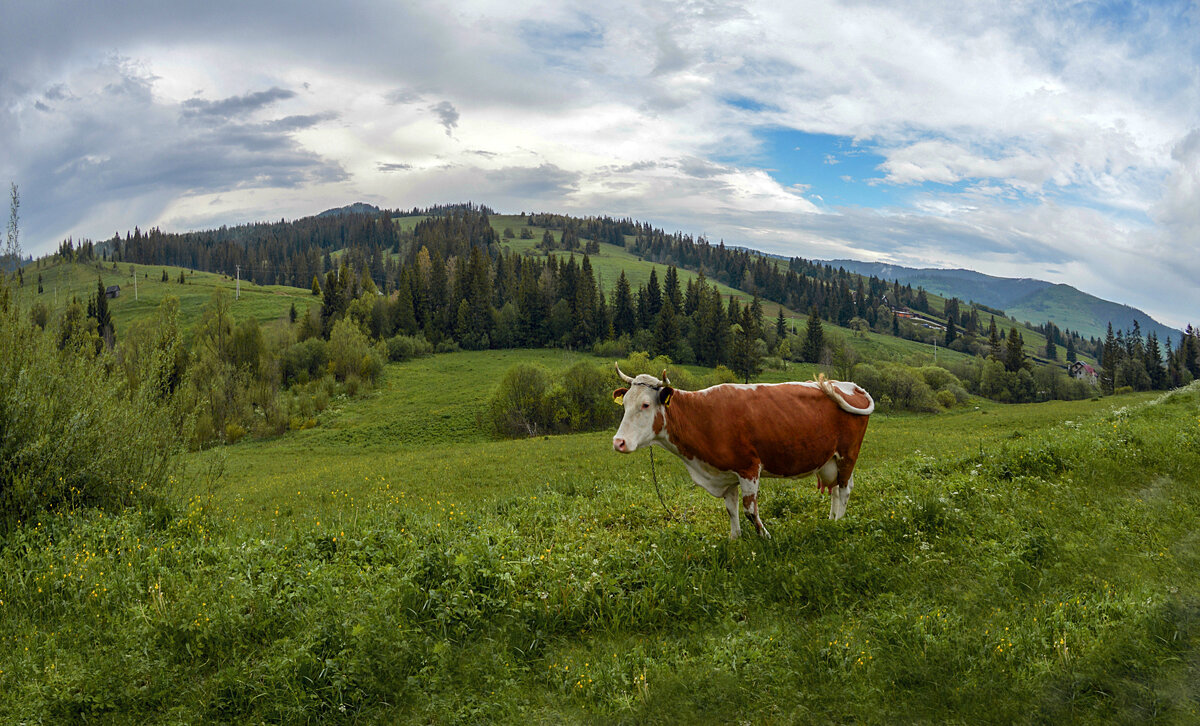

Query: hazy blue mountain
[[827, 259, 1182, 343]]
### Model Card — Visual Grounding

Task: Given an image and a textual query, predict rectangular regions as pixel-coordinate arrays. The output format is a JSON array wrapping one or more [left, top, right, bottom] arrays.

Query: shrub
[[486, 363, 554, 437], [224, 422, 247, 443], [385, 334, 433, 362], [0, 292, 179, 531], [548, 362, 621, 432], [328, 318, 383, 382], [917, 365, 958, 391], [852, 362, 940, 412], [280, 338, 329, 386]]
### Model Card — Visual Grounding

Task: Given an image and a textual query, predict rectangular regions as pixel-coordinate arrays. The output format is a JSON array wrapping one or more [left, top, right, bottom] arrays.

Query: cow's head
[[612, 363, 673, 453]]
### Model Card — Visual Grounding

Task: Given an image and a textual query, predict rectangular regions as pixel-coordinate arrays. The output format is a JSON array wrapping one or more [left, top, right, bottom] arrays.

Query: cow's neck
[[654, 389, 696, 457]]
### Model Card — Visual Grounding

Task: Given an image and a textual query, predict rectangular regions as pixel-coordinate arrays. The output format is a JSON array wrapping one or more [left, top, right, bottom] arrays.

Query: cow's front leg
[[723, 488, 742, 539], [739, 476, 771, 539]]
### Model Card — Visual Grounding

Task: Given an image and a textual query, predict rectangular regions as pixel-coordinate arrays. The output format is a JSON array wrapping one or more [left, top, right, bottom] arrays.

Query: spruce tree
[[654, 297, 680, 360], [94, 277, 113, 349], [802, 306, 824, 363], [1066, 335, 1076, 363], [612, 271, 635, 337], [1145, 332, 1165, 389], [1004, 328, 1025, 372], [1100, 323, 1118, 394], [988, 316, 1002, 359], [663, 265, 682, 311], [645, 268, 662, 319], [732, 304, 763, 383]]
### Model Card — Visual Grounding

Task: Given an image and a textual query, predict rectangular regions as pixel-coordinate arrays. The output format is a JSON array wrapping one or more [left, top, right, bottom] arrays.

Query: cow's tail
[[816, 374, 875, 415]]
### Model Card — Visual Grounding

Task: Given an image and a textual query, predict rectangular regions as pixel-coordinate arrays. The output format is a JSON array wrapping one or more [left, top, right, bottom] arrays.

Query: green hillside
[[11, 258, 318, 337], [830, 259, 1181, 343]]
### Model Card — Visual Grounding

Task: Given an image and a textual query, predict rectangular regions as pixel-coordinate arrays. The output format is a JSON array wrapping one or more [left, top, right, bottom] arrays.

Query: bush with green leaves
[[384, 334, 433, 362], [328, 318, 385, 383], [0, 288, 180, 532], [485, 362, 554, 436], [852, 362, 941, 412]]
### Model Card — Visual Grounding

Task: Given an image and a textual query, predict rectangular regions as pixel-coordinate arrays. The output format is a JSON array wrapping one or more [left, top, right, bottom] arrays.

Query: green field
[[4, 346, 1198, 723], [11, 258, 317, 337]]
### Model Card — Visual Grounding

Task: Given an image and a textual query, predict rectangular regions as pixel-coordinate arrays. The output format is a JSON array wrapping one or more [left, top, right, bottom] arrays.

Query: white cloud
[[1, 0, 1197, 328]]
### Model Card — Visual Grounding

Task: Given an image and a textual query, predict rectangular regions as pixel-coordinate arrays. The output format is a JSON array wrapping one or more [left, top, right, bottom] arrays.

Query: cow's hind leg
[[830, 459, 857, 520], [739, 476, 771, 539]]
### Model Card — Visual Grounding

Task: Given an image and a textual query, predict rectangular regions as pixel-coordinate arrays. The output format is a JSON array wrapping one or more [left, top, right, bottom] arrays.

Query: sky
[[1, 0, 1198, 329]]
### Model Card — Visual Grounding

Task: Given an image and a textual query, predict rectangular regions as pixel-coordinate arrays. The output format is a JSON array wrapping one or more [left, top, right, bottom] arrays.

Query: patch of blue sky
[[517, 14, 604, 69], [731, 128, 896, 208], [721, 95, 778, 113]]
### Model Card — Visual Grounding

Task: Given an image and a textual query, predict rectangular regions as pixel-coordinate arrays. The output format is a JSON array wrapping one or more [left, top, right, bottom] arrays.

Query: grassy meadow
[[2, 345, 1198, 723], [12, 258, 317, 337]]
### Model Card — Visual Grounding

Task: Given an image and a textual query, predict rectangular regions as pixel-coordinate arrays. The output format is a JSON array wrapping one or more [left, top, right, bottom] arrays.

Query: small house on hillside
[[105, 285, 121, 299], [1069, 361, 1097, 384]]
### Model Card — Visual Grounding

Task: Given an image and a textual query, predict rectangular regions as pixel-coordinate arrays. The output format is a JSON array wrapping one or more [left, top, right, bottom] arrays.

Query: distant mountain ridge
[[826, 259, 1182, 344], [316, 202, 381, 218]]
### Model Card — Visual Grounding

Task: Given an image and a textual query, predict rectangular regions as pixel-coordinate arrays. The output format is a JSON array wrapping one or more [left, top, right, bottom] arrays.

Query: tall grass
[[2, 352, 1198, 722]]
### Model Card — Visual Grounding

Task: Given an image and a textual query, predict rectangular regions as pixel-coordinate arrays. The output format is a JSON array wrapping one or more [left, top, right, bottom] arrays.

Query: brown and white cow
[[611, 364, 874, 539]]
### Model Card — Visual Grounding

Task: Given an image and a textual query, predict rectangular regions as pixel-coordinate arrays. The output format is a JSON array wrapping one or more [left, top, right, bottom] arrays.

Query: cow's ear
[[658, 386, 674, 407], [613, 387, 628, 405]]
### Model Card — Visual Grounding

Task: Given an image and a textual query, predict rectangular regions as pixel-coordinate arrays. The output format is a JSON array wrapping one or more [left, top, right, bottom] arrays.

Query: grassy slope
[[11, 258, 318, 338], [3, 346, 1197, 723], [193, 349, 1143, 528], [1006, 282, 1184, 344]]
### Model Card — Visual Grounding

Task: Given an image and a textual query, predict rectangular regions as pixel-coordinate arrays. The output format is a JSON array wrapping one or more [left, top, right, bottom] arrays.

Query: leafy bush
[[852, 362, 940, 412], [384, 334, 433, 362], [485, 363, 554, 436], [547, 362, 621, 432], [280, 338, 329, 386], [0, 291, 180, 532], [328, 318, 384, 383]]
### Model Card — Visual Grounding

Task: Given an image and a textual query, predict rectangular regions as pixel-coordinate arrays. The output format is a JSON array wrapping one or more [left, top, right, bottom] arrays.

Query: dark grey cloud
[[385, 88, 423, 105], [430, 101, 459, 136], [8, 61, 344, 248], [43, 83, 74, 101], [181, 87, 296, 119], [266, 112, 338, 132], [676, 156, 729, 179], [482, 163, 580, 199], [377, 162, 413, 172]]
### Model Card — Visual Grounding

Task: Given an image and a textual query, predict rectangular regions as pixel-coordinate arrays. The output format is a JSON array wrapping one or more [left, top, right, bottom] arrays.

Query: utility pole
[[236, 264, 240, 300], [133, 268, 138, 301]]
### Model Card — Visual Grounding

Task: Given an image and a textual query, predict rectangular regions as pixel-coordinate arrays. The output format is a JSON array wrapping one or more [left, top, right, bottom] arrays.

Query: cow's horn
[[660, 369, 671, 387], [615, 362, 634, 383]]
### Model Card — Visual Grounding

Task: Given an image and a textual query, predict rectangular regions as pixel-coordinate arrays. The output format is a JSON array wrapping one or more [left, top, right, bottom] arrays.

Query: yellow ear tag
[[614, 395, 624, 405], [661, 390, 672, 406]]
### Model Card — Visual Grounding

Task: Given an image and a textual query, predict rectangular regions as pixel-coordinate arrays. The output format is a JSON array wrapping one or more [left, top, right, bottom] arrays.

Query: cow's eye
[[641, 402, 650, 409]]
